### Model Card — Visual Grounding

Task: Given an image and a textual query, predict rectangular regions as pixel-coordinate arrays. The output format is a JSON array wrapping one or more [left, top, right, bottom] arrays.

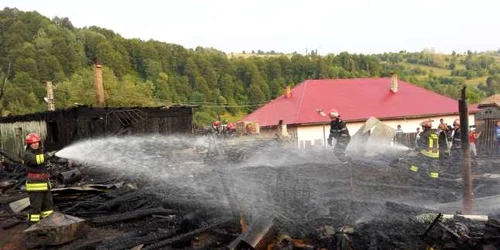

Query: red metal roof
[[243, 78, 479, 127]]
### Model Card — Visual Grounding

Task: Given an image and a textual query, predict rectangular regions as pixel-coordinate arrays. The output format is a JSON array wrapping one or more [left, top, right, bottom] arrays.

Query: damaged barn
[[0, 105, 195, 157]]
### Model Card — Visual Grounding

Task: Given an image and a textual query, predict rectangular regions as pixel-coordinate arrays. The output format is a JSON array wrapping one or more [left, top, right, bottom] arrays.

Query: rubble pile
[[2, 139, 500, 249]]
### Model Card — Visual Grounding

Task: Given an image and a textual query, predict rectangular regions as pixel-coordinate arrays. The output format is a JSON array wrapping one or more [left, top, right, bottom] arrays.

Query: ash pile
[[2, 132, 500, 249]]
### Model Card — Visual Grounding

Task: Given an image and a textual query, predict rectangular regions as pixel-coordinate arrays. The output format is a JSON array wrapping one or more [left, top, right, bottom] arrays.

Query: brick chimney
[[390, 72, 398, 93], [284, 86, 292, 98], [93, 59, 105, 107]]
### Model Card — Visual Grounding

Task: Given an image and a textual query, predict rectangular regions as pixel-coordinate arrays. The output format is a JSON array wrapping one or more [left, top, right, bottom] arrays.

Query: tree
[[448, 62, 456, 70]]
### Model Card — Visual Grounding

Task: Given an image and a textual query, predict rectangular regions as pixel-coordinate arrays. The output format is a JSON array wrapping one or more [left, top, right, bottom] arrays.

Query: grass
[[399, 62, 488, 86], [464, 76, 488, 86], [400, 62, 450, 76]]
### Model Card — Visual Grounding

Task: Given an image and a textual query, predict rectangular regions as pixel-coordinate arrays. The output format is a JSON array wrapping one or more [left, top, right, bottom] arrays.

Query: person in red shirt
[[469, 128, 481, 158]]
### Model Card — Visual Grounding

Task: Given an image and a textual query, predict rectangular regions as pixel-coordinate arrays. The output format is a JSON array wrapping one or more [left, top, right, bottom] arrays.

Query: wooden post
[[94, 62, 105, 107], [45, 81, 55, 111], [459, 86, 472, 214]]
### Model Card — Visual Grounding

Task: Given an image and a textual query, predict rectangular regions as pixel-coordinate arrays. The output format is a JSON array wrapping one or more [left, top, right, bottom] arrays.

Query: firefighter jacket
[[22, 147, 51, 192], [451, 128, 461, 150], [328, 119, 350, 142], [417, 128, 439, 159]]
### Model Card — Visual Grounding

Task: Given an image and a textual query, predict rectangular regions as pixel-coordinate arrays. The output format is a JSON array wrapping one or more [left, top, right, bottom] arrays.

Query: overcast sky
[[2, 0, 499, 55]]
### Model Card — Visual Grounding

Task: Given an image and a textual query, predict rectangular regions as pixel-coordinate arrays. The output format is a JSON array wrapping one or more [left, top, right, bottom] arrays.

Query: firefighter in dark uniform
[[410, 120, 440, 179], [450, 119, 462, 161], [22, 133, 57, 224], [327, 110, 351, 163]]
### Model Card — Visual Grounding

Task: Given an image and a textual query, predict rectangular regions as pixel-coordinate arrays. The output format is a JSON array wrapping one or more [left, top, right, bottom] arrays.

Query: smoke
[[55, 134, 450, 226]]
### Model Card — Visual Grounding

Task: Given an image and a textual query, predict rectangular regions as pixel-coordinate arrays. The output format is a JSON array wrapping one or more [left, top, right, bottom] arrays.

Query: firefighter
[[410, 120, 440, 179], [226, 123, 235, 136], [212, 120, 221, 134], [450, 119, 462, 161], [438, 123, 450, 163], [327, 110, 350, 163], [22, 133, 57, 224]]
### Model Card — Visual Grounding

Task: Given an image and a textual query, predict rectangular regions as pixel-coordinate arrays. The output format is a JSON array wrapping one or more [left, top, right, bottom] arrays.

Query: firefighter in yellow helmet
[[410, 120, 440, 179], [22, 133, 57, 224]]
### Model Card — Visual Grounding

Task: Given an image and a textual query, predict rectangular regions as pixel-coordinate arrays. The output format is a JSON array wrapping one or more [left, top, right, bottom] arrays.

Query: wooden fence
[[476, 119, 499, 155]]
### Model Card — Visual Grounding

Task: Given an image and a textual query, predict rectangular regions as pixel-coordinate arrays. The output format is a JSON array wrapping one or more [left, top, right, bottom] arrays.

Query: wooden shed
[[0, 105, 195, 158], [475, 94, 500, 155]]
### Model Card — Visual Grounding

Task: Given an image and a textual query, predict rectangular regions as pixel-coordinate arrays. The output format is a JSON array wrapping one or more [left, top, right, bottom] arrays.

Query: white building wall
[[296, 115, 475, 149]]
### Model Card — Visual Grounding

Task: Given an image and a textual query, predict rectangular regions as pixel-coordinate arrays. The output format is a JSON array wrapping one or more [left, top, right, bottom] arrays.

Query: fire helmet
[[420, 120, 432, 128], [25, 133, 41, 145], [329, 110, 339, 118]]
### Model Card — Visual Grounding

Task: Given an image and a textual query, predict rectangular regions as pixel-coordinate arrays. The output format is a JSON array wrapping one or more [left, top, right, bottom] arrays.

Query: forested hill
[[1, 8, 499, 125]]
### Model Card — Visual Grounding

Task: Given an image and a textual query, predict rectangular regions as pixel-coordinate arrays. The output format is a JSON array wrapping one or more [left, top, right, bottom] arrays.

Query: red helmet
[[25, 133, 41, 145], [227, 123, 234, 130], [329, 109, 339, 118], [213, 120, 221, 126]]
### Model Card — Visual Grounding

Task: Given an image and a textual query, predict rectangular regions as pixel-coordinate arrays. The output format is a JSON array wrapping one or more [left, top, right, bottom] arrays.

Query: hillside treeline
[[0, 8, 498, 125]]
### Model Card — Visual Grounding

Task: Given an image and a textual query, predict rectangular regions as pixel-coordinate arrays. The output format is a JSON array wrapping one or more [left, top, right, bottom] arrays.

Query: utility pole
[[459, 86, 472, 214], [45, 81, 55, 111]]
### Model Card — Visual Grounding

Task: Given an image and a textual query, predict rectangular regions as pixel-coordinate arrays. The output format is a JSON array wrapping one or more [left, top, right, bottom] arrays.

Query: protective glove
[[47, 151, 57, 158], [327, 138, 332, 146]]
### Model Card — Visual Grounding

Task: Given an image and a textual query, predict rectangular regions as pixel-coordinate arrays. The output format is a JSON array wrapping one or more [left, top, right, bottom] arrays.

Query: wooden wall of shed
[[476, 106, 500, 120], [0, 121, 48, 158], [475, 119, 499, 155], [0, 107, 194, 157]]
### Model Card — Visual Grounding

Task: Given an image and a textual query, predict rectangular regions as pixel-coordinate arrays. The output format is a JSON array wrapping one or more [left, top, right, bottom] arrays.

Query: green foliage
[[0, 8, 497, 126]]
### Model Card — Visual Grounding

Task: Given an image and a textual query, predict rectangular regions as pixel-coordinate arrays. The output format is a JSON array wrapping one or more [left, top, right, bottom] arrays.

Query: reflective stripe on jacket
[[421, 132, 439, 158], [25, 181, 49, 191]]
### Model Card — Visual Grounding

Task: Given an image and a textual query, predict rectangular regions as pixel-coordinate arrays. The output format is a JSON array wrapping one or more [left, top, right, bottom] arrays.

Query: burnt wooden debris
[[90, 207, 176, 225]]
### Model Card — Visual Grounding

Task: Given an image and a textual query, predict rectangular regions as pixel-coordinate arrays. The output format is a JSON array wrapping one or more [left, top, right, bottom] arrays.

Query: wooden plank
[[9, 197, 30, 213], [90, 208, 176, 225]]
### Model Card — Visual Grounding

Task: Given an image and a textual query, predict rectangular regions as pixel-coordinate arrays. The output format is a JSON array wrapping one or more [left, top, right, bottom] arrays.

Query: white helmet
[[329, 109, 339, 118]]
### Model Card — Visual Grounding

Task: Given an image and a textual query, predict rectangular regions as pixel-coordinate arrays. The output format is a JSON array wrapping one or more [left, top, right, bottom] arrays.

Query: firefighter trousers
[[410, 154, 440, 179], [28, 190, 54, 223], [334, 139, 350, 162]]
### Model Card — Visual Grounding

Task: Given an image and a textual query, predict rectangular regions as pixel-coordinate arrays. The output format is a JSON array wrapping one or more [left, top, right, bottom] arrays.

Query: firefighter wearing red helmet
[[410, 120, 440, 179], [226, 123, 235, 136], [22, 133, 57, 224], [213, 120, 221, 134], [327, 110, 350, 163]]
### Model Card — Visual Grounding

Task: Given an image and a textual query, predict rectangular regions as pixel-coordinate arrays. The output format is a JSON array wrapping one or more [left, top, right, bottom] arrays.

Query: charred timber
[[90, 207, 175, 225], [143, 219, 231, 250], [96, 190, 146, 211], [96, 231, 176, 250]]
